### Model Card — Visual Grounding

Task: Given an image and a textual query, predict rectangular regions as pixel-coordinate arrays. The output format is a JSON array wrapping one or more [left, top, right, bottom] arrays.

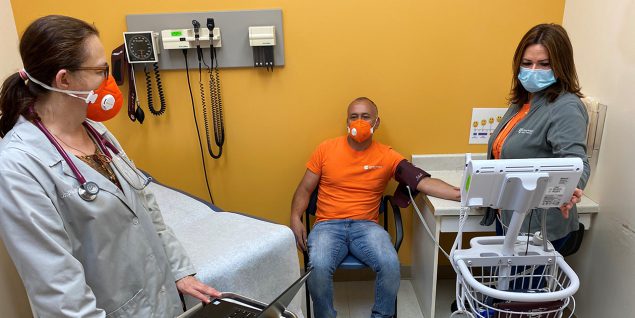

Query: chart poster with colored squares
[[469, 108, 508, 144]]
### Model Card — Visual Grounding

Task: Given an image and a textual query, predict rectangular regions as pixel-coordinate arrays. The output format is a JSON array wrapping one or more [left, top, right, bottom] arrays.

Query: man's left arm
[[416, 177, 461, 201], [392, 159, 460, 203]]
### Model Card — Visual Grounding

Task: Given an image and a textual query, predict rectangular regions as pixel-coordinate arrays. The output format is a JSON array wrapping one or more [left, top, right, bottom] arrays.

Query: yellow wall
[[1, 0, 31, 316], [10, 1, 565, 267]]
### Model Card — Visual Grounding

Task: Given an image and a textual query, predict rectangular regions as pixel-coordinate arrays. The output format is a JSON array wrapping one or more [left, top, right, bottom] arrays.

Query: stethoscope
[[31, 114, 152, 201]]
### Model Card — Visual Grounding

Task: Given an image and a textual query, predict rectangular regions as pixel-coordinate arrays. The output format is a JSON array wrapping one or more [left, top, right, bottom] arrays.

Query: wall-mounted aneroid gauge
[[122, 31, 164, 124], [123, 31, 159, 63]]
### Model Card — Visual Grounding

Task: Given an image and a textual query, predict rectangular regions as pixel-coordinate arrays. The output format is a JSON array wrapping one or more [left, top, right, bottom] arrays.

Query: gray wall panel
[[126, 9, 284, 70]]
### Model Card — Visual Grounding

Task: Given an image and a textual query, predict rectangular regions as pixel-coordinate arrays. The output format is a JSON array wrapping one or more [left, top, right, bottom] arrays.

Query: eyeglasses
[[73, 64, 110, 79]]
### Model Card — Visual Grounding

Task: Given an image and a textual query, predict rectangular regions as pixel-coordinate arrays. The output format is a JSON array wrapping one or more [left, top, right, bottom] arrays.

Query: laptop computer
[[178, 269, 311, 318]]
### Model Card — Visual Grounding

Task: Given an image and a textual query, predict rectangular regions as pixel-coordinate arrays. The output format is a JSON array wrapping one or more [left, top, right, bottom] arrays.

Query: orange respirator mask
[[21, 69, 123, 122], [86, 75, 123, 122], [347, 119, 378, 143]]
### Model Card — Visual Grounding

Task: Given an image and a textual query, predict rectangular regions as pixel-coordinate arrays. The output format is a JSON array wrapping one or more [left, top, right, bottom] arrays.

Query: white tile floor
[[434, 279, 457, 318], [308, 278, 457, 318], [319, 278, 576, 318], [330, 280, 424, 318]]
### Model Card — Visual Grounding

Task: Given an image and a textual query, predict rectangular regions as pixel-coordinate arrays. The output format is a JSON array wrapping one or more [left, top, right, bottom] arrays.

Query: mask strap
[[67, 92, 98, 104], [371, 117, 379, 133], [21, 69, 97, 103]]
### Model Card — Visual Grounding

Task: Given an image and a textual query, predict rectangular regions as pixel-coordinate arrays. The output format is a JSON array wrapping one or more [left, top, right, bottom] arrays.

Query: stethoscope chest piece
[[78, 181, 99, 201], [31, 115, 151, 200]]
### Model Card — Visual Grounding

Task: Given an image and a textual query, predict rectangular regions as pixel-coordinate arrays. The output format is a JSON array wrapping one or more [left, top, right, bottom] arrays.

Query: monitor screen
[[460, 157, 583, 211]]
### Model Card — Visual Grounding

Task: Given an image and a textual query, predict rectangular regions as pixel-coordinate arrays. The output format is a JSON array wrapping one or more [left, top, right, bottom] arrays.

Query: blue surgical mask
[[517, 67, 556, 93]]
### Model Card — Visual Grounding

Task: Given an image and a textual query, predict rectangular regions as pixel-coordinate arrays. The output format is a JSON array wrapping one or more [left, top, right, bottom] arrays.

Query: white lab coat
[[0, 117, 196, 317]]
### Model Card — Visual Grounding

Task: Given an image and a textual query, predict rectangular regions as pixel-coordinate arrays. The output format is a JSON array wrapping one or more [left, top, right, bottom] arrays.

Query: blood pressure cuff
[[393, 159, 431, 208]]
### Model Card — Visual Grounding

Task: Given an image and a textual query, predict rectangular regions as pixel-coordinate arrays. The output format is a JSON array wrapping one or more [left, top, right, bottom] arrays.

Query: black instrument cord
[[212, 51, 225, 145], [143, 63, 166, 116], [192, 19, 222, 159], [207, 18, 225, 156], [182, 48, 215, 204], [526, 210, 534, 255], [143, 65, 153, 111], [152, 62, 166, 115], [205, 42, 224, 159], [195, 42, 222, 159]]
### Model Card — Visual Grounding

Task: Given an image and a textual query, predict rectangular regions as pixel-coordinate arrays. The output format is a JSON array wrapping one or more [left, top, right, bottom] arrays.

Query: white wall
[[0, 0, 21, 75], [0, 0, 31, 317], [563, 0, 635, 316]]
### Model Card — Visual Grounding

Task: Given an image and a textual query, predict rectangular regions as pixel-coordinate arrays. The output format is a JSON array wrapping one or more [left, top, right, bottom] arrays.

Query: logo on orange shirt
[[364, 165, 383, 170]]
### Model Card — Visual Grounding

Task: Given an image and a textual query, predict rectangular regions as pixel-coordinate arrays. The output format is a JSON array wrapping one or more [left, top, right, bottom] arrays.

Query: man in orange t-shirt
[[290, 97, 460, 318]]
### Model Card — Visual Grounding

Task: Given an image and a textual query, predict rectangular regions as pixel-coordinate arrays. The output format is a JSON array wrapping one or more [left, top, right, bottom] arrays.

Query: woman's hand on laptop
[[176, 275, 222, 303]]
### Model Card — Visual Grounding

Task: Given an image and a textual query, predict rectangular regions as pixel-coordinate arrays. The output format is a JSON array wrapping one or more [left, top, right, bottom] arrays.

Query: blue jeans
[[307, 220, 400, 318]]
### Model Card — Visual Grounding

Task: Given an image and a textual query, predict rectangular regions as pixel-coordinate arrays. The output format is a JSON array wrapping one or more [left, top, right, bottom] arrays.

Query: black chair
[[559, 222, 585, 257], [302, 188, 404, 318]]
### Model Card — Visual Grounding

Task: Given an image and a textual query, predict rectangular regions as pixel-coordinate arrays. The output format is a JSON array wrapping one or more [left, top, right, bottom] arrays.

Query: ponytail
[[0, 72, 36, 137], [0, 15, 98, 137]]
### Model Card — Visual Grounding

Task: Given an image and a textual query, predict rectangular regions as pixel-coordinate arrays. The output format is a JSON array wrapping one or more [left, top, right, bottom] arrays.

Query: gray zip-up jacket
[[487, 91, 591, 241]]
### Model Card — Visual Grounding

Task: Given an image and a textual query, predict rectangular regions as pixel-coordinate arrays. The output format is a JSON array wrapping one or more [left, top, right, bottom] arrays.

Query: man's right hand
[[290, 217, 307, 251], [290, 169, 319, 252]]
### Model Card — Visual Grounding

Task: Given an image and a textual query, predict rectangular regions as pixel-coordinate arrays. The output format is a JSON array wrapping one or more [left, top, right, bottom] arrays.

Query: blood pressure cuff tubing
[[393, 159, 431, 208]]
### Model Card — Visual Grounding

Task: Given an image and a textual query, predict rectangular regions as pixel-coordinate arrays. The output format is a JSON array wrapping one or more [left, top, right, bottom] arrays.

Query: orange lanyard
[[492, 103, 530, 159]]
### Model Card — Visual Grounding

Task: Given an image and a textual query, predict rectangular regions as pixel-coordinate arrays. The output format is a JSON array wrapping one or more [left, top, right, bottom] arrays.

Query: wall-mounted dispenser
[[248, 26, 276, 71]]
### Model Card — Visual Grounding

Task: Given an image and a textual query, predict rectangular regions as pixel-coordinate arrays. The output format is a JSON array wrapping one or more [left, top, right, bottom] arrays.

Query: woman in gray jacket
[[0, 15, 219, 317], [486, 23, 590, 253]]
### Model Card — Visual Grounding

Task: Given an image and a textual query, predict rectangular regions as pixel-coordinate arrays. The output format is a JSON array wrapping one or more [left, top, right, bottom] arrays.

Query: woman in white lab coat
[[0, 15, 219, 317]]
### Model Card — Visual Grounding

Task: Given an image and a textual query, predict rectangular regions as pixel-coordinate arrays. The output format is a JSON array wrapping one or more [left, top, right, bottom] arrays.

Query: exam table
[[147, 178, 305, 317]]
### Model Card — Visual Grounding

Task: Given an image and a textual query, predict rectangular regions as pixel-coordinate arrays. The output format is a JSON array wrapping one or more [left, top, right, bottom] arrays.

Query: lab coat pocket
[[106, 289, 148, 318]]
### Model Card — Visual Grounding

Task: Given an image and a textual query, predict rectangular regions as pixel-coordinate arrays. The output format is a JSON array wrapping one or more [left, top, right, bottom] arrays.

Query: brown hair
[[509, 23, 583, 106], [0, 15, 98, 137]]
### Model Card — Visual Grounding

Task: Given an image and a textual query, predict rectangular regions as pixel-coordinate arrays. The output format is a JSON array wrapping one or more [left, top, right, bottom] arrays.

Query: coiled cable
[[198, 71, 207, 122], [143, 65, 153, 112], [205, 43, 224, 158], [212, 68, 224, 144], [197, 46, 221, 159], [183, 49, 215, 204], [143, 63, 167, 116], [151, 62, 166, 115], [212, 45, 224, 142]]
